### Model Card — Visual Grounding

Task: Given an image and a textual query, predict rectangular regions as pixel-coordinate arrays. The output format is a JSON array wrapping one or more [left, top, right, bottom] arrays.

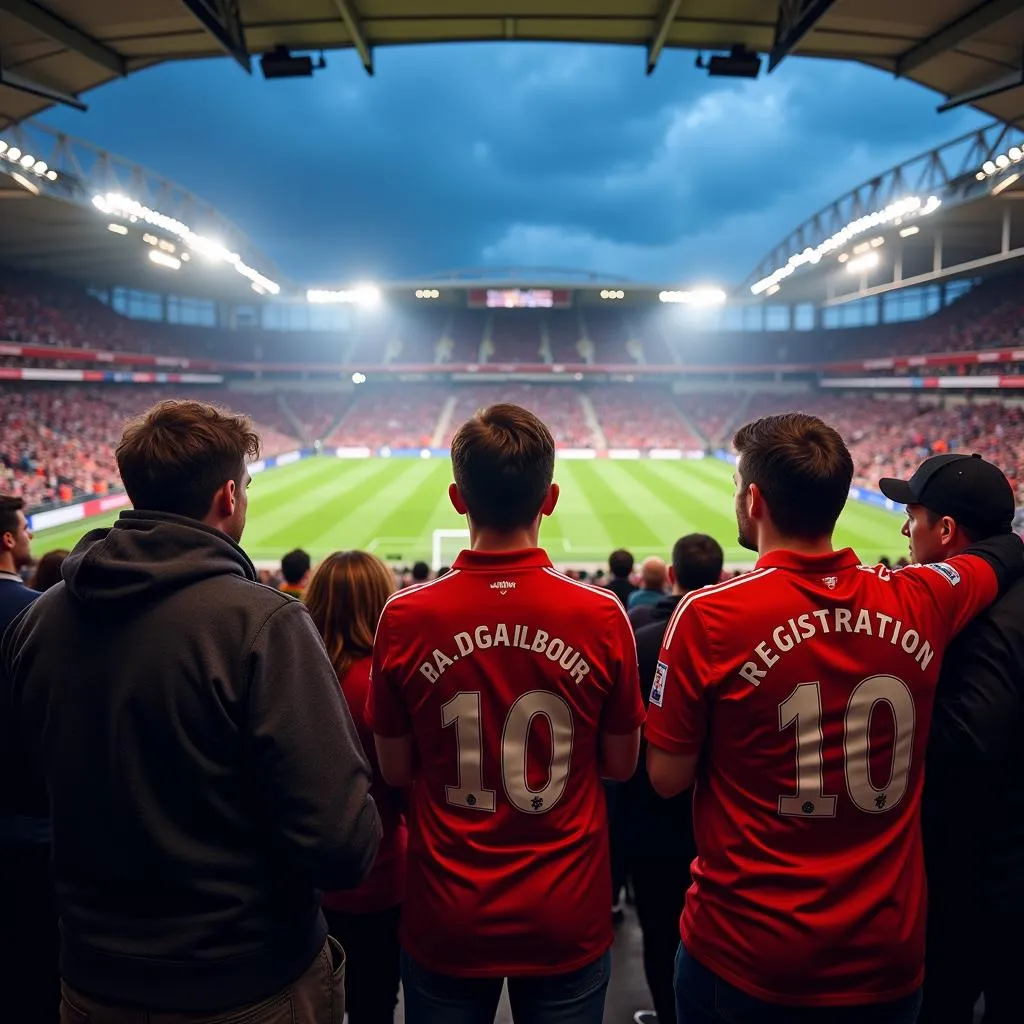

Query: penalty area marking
[[366, 536, 422, 554]]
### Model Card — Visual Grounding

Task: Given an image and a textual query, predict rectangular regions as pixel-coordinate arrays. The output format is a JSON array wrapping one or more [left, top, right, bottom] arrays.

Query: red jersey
[[645, 548, 998, 1007], [322, 657, 407, 915], [367, 548, 644, 977]]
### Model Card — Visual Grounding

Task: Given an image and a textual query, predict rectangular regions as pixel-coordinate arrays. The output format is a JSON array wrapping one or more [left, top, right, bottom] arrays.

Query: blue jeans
[[675, 944, 922, 1024], [400, 949, 611, 1024]]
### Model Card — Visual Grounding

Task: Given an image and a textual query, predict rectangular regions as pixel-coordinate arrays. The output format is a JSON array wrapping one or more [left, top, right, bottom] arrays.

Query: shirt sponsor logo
[[822, 576, 838, 590], [490, 580, 516, 595], [650, 660, 668, 708], [924, 562, 961, 587]]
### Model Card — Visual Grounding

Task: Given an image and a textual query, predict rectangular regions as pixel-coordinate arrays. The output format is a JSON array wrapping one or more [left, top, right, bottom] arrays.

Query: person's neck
[[0, 555, 18, 577], [469, 526, 539, 553], [758, 533, 835, 559]]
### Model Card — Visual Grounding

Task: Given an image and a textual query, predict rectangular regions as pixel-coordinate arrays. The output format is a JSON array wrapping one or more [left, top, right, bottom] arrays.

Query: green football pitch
[[31, 456, 908, 568]]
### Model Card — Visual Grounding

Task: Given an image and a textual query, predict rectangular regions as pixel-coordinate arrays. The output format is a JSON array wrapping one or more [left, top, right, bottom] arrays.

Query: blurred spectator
[[410, 561, 431, 585], [606, 549, 637, 608], [0, 494, 49, 1022], [304, 551, 407, 1024], [280, 548, 312, 598], [27, 549, 68, 593], [627, 557, 668, 614], [625, 533, 723, 1024]]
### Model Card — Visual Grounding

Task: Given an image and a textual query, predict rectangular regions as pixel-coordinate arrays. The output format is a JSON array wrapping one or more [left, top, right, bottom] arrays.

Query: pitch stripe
[[663, 567, 777, 650]]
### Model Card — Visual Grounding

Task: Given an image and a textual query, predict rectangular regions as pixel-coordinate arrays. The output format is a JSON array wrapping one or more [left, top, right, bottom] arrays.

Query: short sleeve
[[644, 600, 712, 756], [894, 553, 997, 646], [599, 602, 645, 735], [366, 605, 413, 738]]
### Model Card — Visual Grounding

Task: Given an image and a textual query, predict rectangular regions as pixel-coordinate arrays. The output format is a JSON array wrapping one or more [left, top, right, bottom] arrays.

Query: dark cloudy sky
[[40, 44, 986, 288]]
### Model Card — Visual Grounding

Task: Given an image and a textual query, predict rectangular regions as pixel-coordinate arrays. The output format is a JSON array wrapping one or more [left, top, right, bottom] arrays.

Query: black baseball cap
[[879, 453, 1015, 533]]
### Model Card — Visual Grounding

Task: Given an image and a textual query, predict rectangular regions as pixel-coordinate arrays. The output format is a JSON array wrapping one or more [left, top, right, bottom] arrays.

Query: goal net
[[431, 528, 470, 571]]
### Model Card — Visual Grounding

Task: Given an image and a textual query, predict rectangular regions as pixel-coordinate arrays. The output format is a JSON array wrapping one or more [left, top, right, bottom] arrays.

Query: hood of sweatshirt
[[62, 510, 257, 605]]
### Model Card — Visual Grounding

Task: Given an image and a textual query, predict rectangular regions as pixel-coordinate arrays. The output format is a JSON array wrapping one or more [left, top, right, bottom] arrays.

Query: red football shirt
[[322, 657, 407, 915], [367, 548, 644, 977], [645, 548, 998, 1007]]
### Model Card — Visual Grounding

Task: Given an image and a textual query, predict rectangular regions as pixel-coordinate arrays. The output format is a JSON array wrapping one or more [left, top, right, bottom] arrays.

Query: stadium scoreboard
[[468, 288, 572, 309]]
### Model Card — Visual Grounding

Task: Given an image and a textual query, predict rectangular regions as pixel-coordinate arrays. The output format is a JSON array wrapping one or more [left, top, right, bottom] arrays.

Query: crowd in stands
[[7, 268, 1024, 376], [588, 387, 703, 449], [6, 377, 1024, 513]]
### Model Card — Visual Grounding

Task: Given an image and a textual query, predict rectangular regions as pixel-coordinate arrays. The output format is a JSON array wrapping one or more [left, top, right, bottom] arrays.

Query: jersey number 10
[[441, 690, 574, 814], [778, 674, 916, 817]]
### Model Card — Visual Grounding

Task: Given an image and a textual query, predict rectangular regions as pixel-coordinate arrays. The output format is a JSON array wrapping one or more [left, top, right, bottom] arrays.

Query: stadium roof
[[2, 2, 1024, 131]]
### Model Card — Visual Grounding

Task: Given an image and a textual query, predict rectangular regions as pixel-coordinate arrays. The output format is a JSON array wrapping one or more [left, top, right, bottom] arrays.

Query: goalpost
[[431, 528, 470, 571]]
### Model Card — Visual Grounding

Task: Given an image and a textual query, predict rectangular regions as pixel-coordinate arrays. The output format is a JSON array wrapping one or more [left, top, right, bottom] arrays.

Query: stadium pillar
[[811, 304, 822, 330], [160, 293, 168, 322], [933, 232, 943, 274]]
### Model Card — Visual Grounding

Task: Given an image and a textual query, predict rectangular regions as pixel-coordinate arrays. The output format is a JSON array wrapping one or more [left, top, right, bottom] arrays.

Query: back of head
[[116, 400, 260, 520], [281, 549, 311, 586], [672, 533, 724, 592], [28, 548, 69, 592], [411, 560, 431, 583], [733, 412, 853, 540], [450, 403, 555, 531], [640, 556, 667, 590], [609, 548, 634, 579], [304, 550, 396, 676]]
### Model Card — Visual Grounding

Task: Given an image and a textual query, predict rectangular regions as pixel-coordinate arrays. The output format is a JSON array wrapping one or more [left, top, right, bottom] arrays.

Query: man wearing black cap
[[880, 453, 1022, 1024]]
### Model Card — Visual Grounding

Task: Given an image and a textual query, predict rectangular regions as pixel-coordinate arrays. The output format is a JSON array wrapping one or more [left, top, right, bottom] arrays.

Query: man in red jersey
[[644, 413, 1024, 1024], [368, 403, 644, 1024]]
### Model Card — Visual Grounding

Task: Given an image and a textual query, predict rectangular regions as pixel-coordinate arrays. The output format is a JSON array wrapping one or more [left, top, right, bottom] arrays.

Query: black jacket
[[0, 512, 381, 1012], [606, 576, 637, 609], [923, 572, 1024, 920], [622, 594, 696, 859]]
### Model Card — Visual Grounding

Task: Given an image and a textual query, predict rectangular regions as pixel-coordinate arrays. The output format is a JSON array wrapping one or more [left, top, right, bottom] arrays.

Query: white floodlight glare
[[600, 289, 625, 299], [899, 226, 920, 238], [997, 154, 1011, 169], [18, 153, 34, 168], [751, 194, 941, 295], [45, 170, 57, 181], [307, 285, 381, 306], [846, 251, 880, 275], [92, 192, 279, 294], [983, 160, 997, 175], [414, 288, 440, 299], [107, 223, 129, 235], [148, 249, 182, 270], [6, 147, 21, 162], [0, 141, 7, 154], [1011, 147, 1023, 162], [658, 287, 726, 305], [351, 372, 367, 384]]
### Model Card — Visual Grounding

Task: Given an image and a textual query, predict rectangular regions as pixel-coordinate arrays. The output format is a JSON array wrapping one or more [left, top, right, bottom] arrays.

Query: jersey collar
[[452, 548, 553, 571], [755, 548, 861, 573]]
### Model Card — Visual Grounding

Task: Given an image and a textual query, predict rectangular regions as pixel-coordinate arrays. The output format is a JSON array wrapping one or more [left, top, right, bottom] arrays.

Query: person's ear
[[540, 483, 559, 517], [449, 483, 468, 516]]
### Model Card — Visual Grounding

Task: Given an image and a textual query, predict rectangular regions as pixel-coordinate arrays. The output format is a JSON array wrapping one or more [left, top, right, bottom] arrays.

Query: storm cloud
[[41, 43, 987, 286]]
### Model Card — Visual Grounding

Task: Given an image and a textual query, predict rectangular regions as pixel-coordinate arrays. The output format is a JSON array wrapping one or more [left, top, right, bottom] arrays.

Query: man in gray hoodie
[[1, 399, 381, 1023]]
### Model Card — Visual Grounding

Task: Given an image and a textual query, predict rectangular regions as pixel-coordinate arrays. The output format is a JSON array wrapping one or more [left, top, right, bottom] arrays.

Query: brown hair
[[733, 412, 853, 539], [0, 495, 25, 539], [116, 400, 260, 519], [28, 548, 69, 591], [450, 403, 555, 530], [304, 551, 396, 677]]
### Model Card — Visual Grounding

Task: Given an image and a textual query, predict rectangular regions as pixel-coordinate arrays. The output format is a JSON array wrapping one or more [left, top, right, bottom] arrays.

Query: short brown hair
[[116, 400, 260, 519], [0, 495, 25, 538], [450, 403, 555, 531], [672, 533, 724, 591], [304, 551, 396, 677], [733, 412, 853, 539]]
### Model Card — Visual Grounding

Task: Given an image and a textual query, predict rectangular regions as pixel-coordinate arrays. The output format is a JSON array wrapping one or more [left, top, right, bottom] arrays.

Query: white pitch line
[[564, 539, 573, 551]]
